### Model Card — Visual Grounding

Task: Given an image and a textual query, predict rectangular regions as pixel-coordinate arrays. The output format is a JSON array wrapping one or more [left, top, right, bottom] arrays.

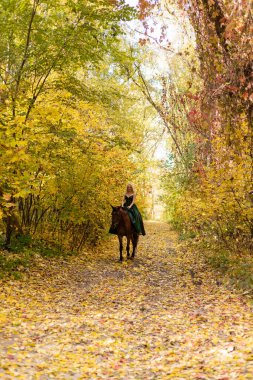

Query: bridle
[[111, 207, 123, 230]]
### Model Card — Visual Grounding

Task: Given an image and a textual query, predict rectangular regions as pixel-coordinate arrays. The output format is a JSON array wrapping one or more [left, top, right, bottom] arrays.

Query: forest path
[[0, 222, 253, 379]]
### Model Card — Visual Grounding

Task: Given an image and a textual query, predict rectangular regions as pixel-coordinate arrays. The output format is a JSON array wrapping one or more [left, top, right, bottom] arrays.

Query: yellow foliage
[[0, 84, 148, 248]]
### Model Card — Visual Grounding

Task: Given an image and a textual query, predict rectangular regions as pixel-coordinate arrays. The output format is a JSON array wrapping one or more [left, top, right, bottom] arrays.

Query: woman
[[122, 184, 146, 236]]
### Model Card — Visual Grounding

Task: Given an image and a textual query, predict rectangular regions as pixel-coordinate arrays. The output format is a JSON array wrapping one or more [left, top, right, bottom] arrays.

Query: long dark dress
[[124, 195, 146, 236]]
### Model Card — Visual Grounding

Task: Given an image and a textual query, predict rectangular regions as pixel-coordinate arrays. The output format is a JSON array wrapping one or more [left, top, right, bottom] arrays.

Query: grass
[[0, 233, 77, 279], [200, 243, 253, 293]]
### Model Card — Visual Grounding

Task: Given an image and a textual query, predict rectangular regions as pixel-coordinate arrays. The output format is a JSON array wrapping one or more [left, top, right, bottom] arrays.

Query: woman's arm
[[128, 193, 136, 208], [121, 195, 125, 207]]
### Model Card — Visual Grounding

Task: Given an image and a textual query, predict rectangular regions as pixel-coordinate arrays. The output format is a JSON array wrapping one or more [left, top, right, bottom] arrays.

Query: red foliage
[[139, 38, 147, 46], [188, 108, 201, 125], [138, 0, 156, 20]]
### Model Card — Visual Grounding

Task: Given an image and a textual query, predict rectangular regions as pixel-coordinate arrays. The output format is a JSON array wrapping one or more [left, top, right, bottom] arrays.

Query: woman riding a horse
[[109, 184, 146, 261]]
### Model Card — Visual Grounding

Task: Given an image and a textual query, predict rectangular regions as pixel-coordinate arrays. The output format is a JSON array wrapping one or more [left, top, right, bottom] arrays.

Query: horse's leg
[[126, 235, 130, 259], [118, 235, 123, 262], [131, 233, 139, 259]]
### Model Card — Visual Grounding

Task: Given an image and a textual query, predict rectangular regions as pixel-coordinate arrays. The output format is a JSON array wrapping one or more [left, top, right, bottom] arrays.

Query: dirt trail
[[0, 222, 253, 379]]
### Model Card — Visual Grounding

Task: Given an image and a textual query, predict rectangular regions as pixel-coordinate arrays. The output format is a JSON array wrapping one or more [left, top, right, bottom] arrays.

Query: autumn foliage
[[0, 3, 253, 377], [0, 0, 146, 251], [0, 0, 252, 271], [157, 0, 253, 254]]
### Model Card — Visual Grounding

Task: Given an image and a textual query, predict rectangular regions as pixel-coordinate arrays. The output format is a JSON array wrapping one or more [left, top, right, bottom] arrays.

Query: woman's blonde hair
[[126, 183, 135, 193]]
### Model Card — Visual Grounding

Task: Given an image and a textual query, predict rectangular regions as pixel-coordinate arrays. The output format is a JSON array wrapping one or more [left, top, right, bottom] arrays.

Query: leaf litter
[[0, 221, 252, 379]]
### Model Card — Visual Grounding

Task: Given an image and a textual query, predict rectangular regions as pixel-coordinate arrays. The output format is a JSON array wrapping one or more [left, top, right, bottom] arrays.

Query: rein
[[112, 207, 127, 230]]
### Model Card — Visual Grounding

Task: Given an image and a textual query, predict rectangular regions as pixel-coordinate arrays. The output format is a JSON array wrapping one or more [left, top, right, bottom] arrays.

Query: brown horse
[[110, 206, 139, 261]]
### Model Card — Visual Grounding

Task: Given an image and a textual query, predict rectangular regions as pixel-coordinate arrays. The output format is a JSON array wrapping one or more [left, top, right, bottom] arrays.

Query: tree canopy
[[0, 0, 252, 265]]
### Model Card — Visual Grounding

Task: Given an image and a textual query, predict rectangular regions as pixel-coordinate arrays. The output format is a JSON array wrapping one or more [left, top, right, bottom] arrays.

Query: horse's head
[[111, 206, 123, 230]]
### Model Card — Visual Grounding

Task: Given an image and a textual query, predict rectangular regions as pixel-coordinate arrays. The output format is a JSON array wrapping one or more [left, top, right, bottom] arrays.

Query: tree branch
[[12, 0, 39, 117]]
